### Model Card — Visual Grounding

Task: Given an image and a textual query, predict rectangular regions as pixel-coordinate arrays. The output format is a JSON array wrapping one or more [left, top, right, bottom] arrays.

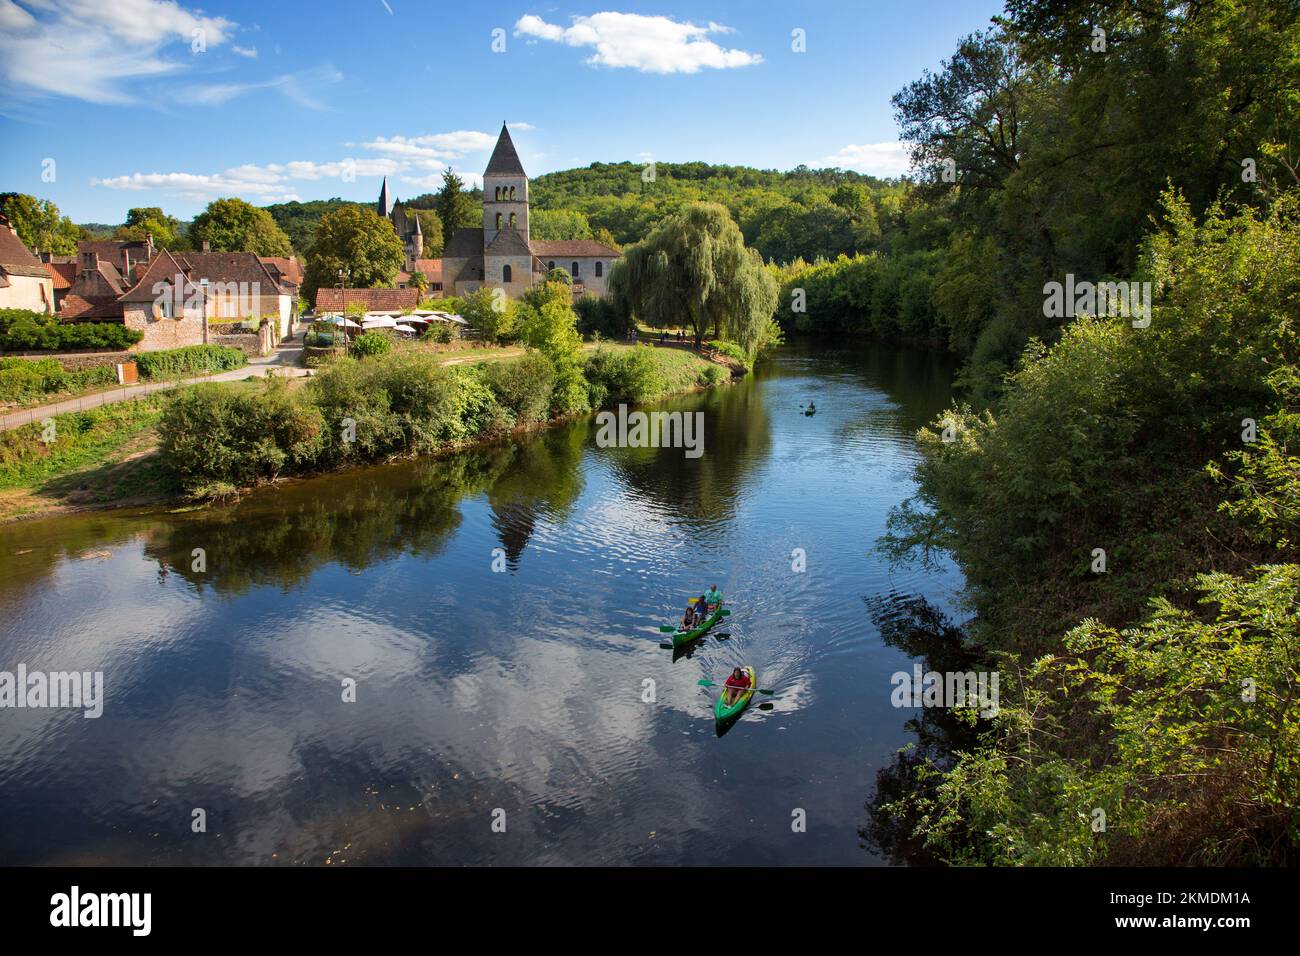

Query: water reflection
[[0, 341, 965, 866]]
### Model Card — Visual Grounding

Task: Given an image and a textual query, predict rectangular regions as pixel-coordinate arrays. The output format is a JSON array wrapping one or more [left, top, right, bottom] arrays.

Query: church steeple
[[485, 123, 526, 177], [377, 176, 393, 218]]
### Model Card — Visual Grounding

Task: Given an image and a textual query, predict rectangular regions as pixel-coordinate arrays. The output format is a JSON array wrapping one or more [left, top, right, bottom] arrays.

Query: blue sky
[[0, 0, 1004, 223]]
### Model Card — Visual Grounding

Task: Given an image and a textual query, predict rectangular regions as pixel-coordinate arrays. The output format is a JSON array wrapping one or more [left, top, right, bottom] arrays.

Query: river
[[0, 341, 964, 865]]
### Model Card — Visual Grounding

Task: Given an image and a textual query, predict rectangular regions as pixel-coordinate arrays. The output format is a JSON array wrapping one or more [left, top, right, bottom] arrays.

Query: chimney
[[81, 251, 99, 274], [201, 239, 211, 252], [145, 233, 154, 259]]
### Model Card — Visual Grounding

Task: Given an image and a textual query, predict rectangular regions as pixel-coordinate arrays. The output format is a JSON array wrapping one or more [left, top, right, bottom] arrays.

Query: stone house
[[0, 215, 55, 314]]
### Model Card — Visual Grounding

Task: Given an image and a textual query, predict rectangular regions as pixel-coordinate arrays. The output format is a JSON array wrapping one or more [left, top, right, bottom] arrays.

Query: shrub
[[0, 357, 119, 404], [0, 309, 143, 352], [424, 321, 457, 344], [135, 345, 247, 380], [452, 366, 514, 436], [483, 352, 554, 425], [159, 378, 325, 495], [574, 294, 628, 339], [582, 344, 663, 408], [352, 330, 393, 357], [697, 363, 727, 387]]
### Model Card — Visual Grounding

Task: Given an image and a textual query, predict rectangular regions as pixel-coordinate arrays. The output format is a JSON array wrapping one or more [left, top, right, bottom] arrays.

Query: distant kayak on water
[[663, 594, 727, 647]]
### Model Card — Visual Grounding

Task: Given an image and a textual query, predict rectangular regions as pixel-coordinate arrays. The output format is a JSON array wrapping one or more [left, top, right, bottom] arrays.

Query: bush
[[0, 357, 120, 404], [582, 344, 664, 408], [352, 330, 393, 357], [574, 294, 628, 339], [707, 339, 748, 365], [483, 352, 554, 425], [159, 379, 325, 495], [0, 309, 143, 352], [424, 321, 457, 344], [697, 363, 727, 387], [135, 345, 247, 380]]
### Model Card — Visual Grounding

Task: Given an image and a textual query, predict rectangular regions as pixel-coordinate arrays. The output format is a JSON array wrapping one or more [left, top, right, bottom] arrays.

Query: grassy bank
[[161, 343, 728, 499], [0, 395, 174, 521]]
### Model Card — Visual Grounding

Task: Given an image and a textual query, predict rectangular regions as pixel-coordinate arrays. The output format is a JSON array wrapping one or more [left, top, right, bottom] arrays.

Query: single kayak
[[670, 597, 725, 647], [714, 666, 757, 725]]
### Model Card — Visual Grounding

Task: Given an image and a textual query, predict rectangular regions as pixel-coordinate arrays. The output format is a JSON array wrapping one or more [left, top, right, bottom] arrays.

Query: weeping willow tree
[[609, 202, 777, 354]]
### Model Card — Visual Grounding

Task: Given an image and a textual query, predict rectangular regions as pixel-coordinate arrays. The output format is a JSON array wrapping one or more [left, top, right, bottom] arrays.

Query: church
[[437, 124, 621, 298]]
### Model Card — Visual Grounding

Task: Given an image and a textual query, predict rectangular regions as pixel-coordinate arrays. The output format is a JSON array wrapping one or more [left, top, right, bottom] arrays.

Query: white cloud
[[176, 64, 343, 110], [357, 130, 498, 163], [821, 142, 912, 178], [232, 45, 257, 58], [0, 0, 237, 104], [514, 12, 762, 74]]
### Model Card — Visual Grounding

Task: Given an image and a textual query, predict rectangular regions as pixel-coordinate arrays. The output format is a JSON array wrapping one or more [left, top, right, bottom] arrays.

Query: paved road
[[0, 340, 308, 433]]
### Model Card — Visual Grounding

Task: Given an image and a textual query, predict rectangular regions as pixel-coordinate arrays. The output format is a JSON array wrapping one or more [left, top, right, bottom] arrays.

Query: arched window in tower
[[502, 264, 512, 283], [509, 212, 516, 227], [494, 187, 500, 201], [509, 186, 516, 200], [571, 261, 580, 278], [595, 261, 603, 278], [495, 213, 502, 229]]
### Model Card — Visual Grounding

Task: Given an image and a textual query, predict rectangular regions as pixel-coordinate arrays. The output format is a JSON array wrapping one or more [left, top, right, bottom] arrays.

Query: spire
[[485, 123, 526, 177], [378, 177, 393, 218], [412, 212, 422, 235]]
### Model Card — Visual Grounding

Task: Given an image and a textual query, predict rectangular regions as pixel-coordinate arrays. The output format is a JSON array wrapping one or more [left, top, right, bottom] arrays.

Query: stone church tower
[[439, 122, 621, 298]]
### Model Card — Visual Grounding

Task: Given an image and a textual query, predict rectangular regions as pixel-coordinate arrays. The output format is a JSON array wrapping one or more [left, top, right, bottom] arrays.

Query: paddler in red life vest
[[722, 667, 751, 705]]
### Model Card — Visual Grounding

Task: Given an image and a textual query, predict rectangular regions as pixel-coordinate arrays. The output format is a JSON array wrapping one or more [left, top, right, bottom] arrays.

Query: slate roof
[[174, 251, 284, 292], [485, 124, 526, 177], [485, 226, 532, 256], [119, 249, 206, 303], [444, 227, 485, 259]]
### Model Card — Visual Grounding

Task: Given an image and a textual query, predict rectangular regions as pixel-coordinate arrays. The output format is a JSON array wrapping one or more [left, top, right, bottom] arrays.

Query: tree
[[0, 193, 79, 256], [302, 206, 405, 304], [411, 208, 444, 258], [191, 198, 293, 256], [531, 209, 591, 241], [459, 287, 516, 343], [610, 202, 778, 353], [435, 170, 478, 249], [113, 206, 186, 249]]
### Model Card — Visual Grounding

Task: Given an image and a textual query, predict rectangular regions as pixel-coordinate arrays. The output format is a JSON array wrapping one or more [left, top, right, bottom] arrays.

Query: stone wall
[[122, 304, 206, 351]]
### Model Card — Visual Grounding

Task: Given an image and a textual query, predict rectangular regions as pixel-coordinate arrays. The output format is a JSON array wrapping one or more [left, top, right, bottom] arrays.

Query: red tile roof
[[414, 258, 442, 281], [46, 261, 76, 290], [0, 219, 51, 277], [315, 287, 420, 312]]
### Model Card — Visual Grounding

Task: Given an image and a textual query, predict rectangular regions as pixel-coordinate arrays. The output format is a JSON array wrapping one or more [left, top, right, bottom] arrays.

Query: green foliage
[[302, 205, 406, 304], [135, 345, 247, 380], [0, 309, 143, 352], [114, 207, 186, 250], [612, 202, 778, 355], [459, 287, 516, 343], [882, 194, 1300, 864], [531, 208, 591, 241], [264, 199, 365, 256], [482, 352, 554, 425], [574, 293, 628, 338], [190, 197, 293, 256], [159, 379, 325, 496], [582, 344, 663, 408], [0, 357, 117, 404], [0, 193, 80, 256], [351, 330, 393, 358], [435, 169, 479, 249]]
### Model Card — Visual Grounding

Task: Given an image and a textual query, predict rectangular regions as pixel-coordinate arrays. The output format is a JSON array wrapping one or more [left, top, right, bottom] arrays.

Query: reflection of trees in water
[[143, 423, 591, 592], [603, 383, 772, 526], [858, 592, 983, 866], [486, 425, 587, 569]]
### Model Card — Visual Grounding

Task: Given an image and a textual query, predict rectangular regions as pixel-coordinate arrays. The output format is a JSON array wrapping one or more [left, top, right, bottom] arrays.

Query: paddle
[[696, 679, 775, 695]]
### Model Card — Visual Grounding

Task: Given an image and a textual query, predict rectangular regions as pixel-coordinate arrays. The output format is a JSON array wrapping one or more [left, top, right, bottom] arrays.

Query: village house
[[0, 215, 55, 314]]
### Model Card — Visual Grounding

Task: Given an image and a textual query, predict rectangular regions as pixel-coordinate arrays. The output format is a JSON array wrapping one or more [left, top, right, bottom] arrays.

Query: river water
[[0, 341, 964, 865]]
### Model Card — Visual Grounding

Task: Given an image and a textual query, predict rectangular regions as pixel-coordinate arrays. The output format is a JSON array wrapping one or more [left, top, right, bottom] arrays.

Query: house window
[[548, 261, 555, 269], [503, 265, 512, 283], [595, 261, 603, 278], [571, 261, 580, 278]]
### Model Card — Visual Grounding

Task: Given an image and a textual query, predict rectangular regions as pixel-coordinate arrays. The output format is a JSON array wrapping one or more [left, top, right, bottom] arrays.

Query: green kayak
[[670, 597, 725, 647], [714, 666, 757, 724]]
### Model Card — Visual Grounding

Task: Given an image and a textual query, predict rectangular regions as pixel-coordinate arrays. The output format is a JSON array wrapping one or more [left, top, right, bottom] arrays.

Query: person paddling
[[704, 584, 723, 612], [722, 667, 751, 705]]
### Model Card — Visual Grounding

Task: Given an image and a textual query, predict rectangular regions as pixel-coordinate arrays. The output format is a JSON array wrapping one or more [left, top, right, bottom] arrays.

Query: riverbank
[[0, 343, 738, 525]]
